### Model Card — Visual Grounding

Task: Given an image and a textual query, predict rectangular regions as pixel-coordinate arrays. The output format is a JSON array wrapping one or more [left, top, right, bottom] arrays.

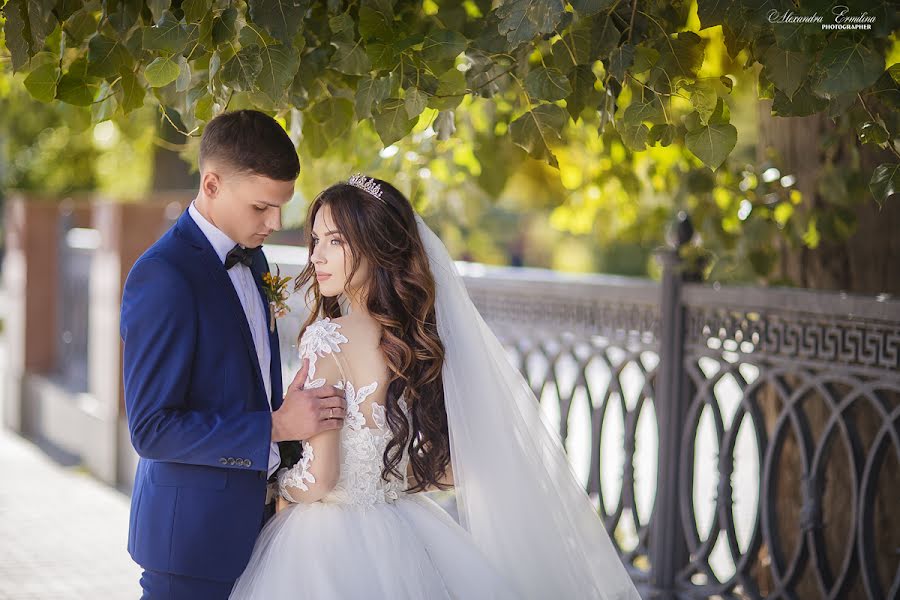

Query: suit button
[[219, 457, 228, 465], [244, 459, 252, 467], [227, 457, 236, 465]]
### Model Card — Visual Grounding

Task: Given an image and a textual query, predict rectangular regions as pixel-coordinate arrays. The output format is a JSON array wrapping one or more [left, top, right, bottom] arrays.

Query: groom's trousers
[[139, 568, 235, 599]]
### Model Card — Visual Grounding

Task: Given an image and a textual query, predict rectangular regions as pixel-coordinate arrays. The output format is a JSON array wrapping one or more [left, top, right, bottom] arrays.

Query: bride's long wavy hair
[[293, 178, 451, 492]]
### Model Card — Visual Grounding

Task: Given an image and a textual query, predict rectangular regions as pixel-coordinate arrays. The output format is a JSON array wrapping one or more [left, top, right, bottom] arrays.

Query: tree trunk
[[757, 100, 900, 296], [750, 101, 898, 598]]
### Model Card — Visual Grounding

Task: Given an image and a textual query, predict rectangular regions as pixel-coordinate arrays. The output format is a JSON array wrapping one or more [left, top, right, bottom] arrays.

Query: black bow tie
[[224, 244, 261, 270]]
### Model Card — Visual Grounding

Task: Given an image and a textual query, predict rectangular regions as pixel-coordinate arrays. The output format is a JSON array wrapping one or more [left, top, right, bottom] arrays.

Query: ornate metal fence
[[271, 223, 899, 600]]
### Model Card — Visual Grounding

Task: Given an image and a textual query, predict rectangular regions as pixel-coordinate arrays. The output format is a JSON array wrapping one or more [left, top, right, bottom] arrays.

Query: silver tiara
[[347, 173, 383, 200]]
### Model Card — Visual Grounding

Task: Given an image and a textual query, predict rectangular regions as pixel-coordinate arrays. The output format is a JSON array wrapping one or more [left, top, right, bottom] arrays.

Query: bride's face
[[310, 204, 370, 301]]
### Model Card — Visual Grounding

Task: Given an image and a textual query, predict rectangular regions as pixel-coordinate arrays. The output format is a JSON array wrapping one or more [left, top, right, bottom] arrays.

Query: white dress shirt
[[189, 201, 281, 478]]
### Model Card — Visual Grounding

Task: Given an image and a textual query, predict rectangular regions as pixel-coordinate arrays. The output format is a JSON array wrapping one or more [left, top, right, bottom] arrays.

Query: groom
[[120, 110, 347, 599]]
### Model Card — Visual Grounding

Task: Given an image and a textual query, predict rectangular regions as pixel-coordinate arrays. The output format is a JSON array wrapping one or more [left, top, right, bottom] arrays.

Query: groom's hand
[[271, 358, 347, 442]]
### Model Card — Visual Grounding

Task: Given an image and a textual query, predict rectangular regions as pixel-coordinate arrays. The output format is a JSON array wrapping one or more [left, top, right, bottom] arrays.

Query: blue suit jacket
[[120, 208, 284, 582]]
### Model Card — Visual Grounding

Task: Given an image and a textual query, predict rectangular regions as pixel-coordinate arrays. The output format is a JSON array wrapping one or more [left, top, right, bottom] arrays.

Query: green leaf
[[496, 0, 565, 45], [720, 75, 734, 93], [147, 0, 171, 24], [24, 63, 59, 102], [367, 42, 399, 71], [248, 0, 309, 44], [589, 14, 620, 60], [371, 98, 418, 146], [145, 56, 182, 88], [221, 47, 264, 91], [175, 56, 192, 93], [696, 0, 736, 29], [708, 96, 730, 125], [107, 0, 142, 35], [858, 121, 889, 145], [685, 123, 737, 170], [330, 40, 372, 76], [328, 13, 355, 40], [550, 21, 591, 72], [115, 68, 146, 114], [63, 8, 99, 44], [421, 29, 468, 70], [91, 80, 118, 123], [566, 65, 600, 120], [183, 0, 212, 23], [815, 38, 884, 98], [355, 76, 392, 119], [623, 87, 665, 125], [682, 80, 718, 123], [404, 87, 427, 119], [762, 45, 810, 99], [256, 44, 300, 102], [428, 68, 466, 110], [869, 163, 899, 207], [569, 0, 616, 17], [509, 103, 567, 168], [239, 22, 278, 48], [54, 0, 83, 21], [87, 34, 133, 79], [525, 66, 572, 102], [142, 11, 190, 53], [304, 97, 354, 154], [608, 44, 635, 81], [683, 110, 702, 133], [771, 85, 828, 117], [358, 6, 393, 41], [2, 0, 57, 72], [651, 31, 706, 88], [194, 93, 215, 121], [212, 7, 238, 45], [649, 123, 676, 146], [619, 122, 649, 151], [890, 63, 900, 85], [56, 59, 96, 106], [632, 46, 659, 74]]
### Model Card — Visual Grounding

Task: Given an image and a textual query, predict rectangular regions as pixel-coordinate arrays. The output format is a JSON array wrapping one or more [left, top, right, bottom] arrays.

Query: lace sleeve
[[278, 318, 348, 504], [276, 440, 315, 502]]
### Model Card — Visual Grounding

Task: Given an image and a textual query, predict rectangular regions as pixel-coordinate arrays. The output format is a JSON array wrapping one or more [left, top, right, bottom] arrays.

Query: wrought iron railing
[[269, 223, 899, 600]]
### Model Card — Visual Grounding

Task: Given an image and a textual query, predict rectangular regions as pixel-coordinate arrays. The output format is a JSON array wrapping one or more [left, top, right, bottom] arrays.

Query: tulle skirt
[[229, 494, 520, 599]]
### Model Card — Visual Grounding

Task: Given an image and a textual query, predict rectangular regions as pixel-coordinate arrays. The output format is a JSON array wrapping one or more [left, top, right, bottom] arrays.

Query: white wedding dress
[[228, 317, 519, 599]]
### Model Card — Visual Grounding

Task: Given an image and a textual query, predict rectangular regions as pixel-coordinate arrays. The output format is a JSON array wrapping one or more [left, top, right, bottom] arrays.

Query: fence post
[[2, 195, 60, 432], [648, 210, 694, 599]]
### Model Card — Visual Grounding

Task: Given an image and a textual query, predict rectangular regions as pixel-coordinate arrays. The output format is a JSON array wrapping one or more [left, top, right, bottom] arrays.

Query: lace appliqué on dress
[[298, 317, 348, 388], [287, 317, 413, 507], [276, 440, 315, 502]]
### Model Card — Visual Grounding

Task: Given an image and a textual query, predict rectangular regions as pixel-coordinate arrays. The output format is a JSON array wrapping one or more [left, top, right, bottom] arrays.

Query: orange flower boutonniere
[[261, 266, 293, 332]]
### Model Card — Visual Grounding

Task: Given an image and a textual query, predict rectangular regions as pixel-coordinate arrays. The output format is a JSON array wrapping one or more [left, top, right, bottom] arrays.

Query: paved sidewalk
[[0, 427, 141, 599]]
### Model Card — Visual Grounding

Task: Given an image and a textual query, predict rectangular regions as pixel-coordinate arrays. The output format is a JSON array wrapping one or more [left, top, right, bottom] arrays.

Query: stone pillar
[[99, 195, 189, 487], [3, 195, 59, 432]]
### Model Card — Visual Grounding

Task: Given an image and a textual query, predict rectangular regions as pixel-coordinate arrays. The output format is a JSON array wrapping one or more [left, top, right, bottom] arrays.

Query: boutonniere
[[261, 266, 292, 332]]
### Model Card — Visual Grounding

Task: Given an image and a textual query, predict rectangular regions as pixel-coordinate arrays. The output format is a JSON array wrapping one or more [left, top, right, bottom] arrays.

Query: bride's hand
[[276, 495, 291, 513]]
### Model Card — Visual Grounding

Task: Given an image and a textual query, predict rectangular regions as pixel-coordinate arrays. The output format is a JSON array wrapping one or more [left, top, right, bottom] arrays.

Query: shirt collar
[[188, 200, 240, 265]]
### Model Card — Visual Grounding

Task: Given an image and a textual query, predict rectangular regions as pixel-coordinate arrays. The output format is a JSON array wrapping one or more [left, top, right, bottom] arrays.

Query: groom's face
[[201, 164, 295, 247]]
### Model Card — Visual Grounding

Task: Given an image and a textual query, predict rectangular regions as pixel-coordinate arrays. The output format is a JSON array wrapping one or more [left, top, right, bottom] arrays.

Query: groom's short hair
[[199, 110, 300, 181]]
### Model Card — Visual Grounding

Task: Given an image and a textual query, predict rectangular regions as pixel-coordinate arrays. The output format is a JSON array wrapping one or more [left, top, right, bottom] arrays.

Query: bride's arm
[[277, 353, 344, 504]]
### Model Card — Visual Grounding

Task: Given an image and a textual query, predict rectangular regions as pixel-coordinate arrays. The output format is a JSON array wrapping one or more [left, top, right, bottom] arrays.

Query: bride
[[229, 175, 641, 599]]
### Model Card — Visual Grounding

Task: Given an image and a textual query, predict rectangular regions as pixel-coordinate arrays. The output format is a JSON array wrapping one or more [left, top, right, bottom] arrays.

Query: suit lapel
[[251, 250, 284, 410], [175, 210, 269, 407]]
